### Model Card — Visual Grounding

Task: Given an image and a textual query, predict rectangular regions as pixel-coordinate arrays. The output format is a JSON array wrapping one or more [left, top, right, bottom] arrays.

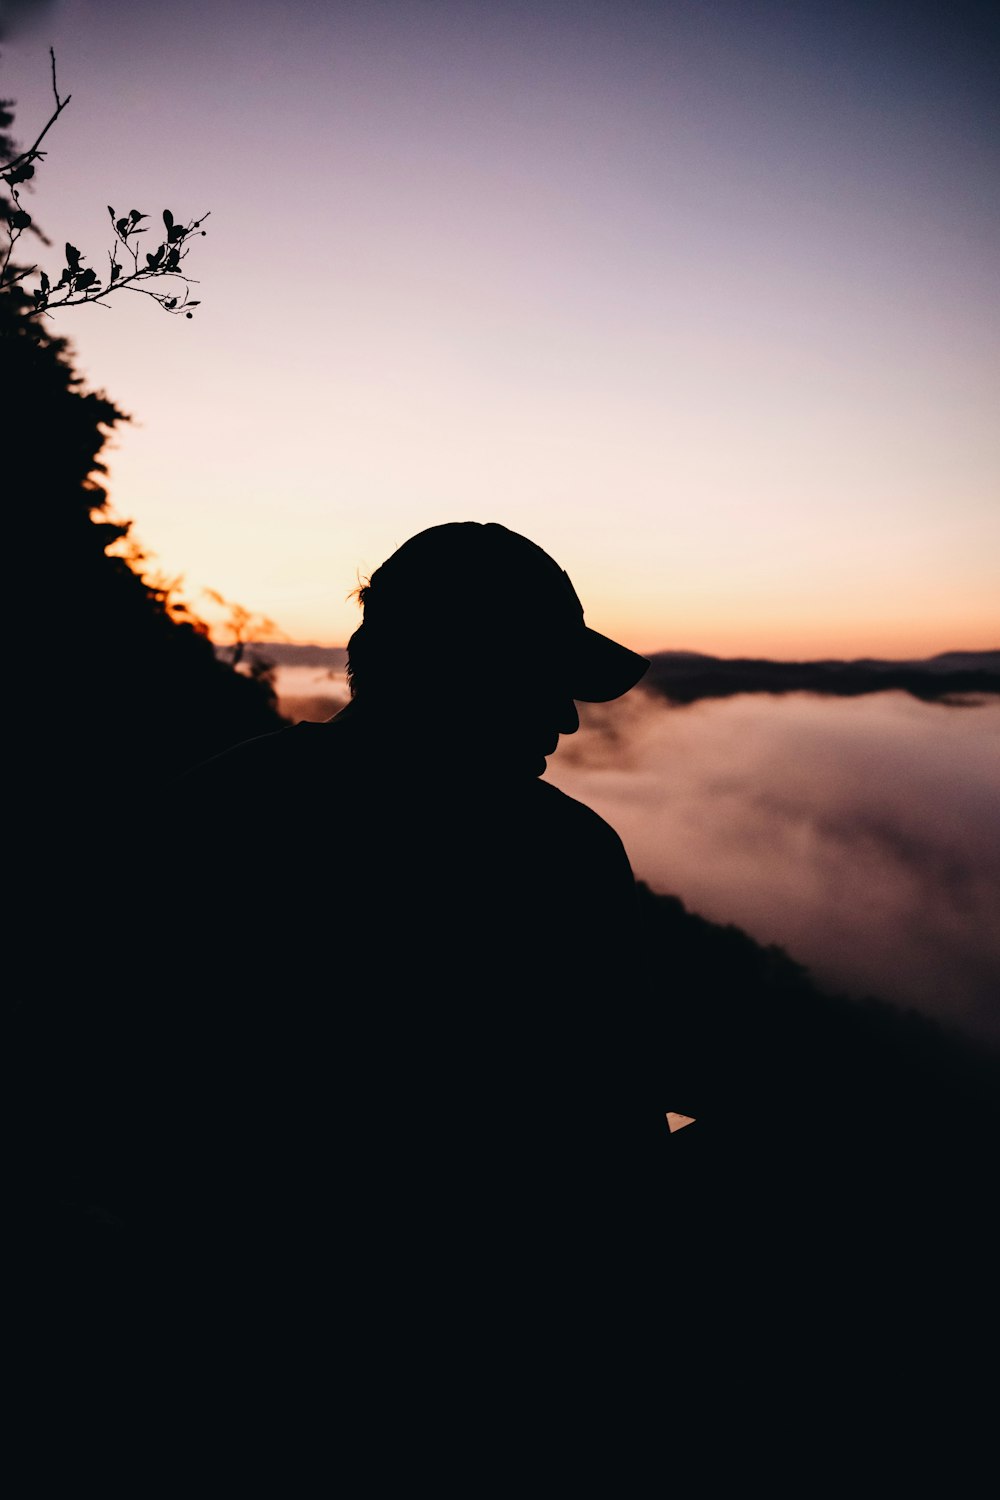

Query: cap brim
[[569, 628, 650, 703]]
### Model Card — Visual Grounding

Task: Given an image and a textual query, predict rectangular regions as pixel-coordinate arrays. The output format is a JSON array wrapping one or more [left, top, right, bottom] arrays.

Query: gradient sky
[[4, 0, 999, 654]]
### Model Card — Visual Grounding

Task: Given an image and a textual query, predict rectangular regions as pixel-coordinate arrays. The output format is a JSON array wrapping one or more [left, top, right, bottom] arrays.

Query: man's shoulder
[[522, 777, 630, 859], [179, 720, 336, 790], [511, 780, 638, 935], [164, 724, 343, 837], [528, 776, 619, 831]]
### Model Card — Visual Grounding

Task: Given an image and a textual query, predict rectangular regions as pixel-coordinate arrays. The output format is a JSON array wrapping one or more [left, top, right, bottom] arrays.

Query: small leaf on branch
[[163, 209, 173, 229], [167, 223, 185, 243], [129, 209, 143, 222], [40, 270, 50, 293], [107, 205, 115, 218], [116, 217, 129, 236], [9, 209, 31, 229], [65, 242, 81, 267], [146, 244, 165, 269], [110, 262, 121, 282]]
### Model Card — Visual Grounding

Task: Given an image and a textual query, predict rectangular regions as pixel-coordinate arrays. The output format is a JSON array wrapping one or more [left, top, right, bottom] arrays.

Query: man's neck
[[333, 698, 549, 784]]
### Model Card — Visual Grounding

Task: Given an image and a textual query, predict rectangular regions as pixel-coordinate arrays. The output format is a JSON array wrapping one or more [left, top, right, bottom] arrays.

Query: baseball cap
[[362, 522, 649, 703]]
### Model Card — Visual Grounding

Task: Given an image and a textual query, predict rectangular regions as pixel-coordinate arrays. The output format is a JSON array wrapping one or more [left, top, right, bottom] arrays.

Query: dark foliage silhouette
[[1, 86, 282, 789], [3, 85, 283, 1245], [3, 304, 284, 797]]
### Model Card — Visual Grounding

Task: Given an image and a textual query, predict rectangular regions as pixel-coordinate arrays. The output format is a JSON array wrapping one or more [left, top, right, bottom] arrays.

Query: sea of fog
[[274, 666, 1000, 1043]]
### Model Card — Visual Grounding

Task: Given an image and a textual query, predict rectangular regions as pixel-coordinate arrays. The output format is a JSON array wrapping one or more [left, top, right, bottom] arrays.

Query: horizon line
[[217, 640, 1000, 664]]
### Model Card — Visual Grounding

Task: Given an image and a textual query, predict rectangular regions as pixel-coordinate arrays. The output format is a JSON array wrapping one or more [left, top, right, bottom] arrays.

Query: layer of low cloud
[[270, 664, 350, 724], [546, 689, 1000, 1043]]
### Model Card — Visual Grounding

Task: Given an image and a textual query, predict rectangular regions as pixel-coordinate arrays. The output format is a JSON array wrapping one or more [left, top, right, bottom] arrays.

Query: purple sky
[[4, 0, 998, 653]]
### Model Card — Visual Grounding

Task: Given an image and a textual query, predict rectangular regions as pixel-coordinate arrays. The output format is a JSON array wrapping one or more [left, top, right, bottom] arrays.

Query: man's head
[[346, 522, 648, 768]]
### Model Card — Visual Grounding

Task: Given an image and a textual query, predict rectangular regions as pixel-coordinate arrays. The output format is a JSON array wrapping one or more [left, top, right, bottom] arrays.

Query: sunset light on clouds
[[5, 0, 998, 656]]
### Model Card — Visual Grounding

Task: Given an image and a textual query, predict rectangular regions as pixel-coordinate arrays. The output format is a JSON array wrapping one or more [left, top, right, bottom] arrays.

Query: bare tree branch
[[0, 47, 70, 176]]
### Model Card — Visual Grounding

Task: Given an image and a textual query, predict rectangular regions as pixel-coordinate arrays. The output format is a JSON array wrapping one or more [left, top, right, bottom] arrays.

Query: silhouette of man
[[151, 523, 664, 1372]]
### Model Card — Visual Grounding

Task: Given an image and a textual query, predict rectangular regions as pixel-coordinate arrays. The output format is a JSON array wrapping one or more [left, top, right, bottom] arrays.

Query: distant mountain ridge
[[643, 649, 1000, 704], [227, 643, 1000, 704]]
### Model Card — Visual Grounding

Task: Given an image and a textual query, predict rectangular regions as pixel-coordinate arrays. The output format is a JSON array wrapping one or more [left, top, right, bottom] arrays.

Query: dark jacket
[[144, 706, 667, 1280]]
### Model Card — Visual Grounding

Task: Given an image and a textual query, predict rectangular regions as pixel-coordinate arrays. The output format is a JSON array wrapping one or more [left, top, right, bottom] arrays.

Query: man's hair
[[346, 579, 523, 703], [345, 582, 371, 699]]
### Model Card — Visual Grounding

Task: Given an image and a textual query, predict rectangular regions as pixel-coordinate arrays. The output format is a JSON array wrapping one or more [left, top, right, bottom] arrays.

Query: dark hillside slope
[[3, 270, 285, 1241], [641, 881, 1000, 1323]]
